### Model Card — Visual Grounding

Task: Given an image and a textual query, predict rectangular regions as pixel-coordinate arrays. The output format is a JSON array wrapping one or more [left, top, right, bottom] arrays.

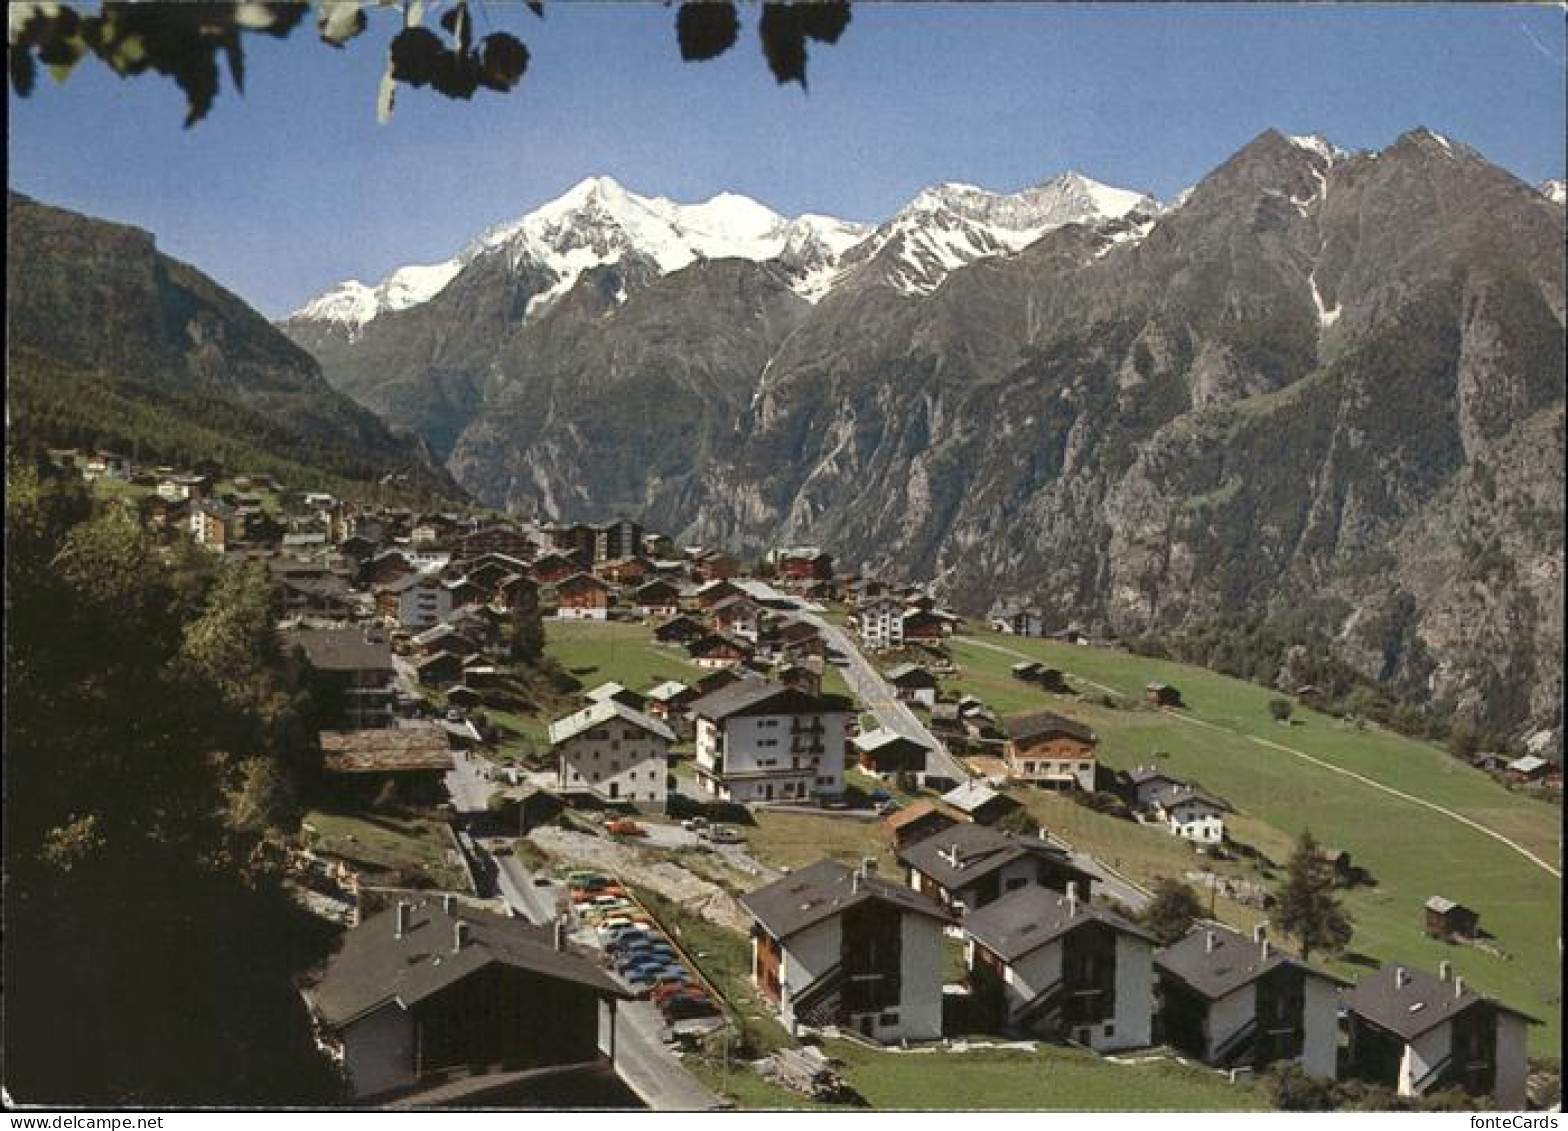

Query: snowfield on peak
[[287, 169, 1158, 324], [289, 176, 874, 329]]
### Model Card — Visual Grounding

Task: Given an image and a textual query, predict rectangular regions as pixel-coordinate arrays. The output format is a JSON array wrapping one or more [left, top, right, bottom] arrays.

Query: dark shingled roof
[[1004, 710, 1097, 745], [1344, 963, 1539, 1041], [740, 859, 953, 941], [305, 897, 630, 1028], [897, 822, 1093, 892], [280, 628, 392, 673], [688, 679, 851, 722], [1155, 924, 1347, 1001], [964, 884, 1156, 963]]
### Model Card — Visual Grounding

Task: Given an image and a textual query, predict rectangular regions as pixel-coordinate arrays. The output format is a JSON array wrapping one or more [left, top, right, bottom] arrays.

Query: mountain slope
[[285, 131, 1565, 750], [7, 193, 461, 499]]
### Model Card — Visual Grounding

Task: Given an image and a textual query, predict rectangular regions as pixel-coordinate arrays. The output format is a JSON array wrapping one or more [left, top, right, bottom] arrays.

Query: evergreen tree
[[1140, 877, 1206, 945], [1272, 830, 1352, 962]]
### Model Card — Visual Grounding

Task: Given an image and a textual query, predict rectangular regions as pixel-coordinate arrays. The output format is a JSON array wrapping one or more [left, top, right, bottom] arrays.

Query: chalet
[[320, 726, 454, 805], [711, 594, 764, 640], [412, 651, 464, 689], [597, 556, 652, 586], [855, 597, 905, 652], [1342, 962, 1536, 1110], [553, 572, 613, 620], [964, 882, 1156, 1050], [1123, 765, 1190, 809], [531, 550, 584, 586], [633, 579, 681, 618], [773, 547, 834, 582], [145, 493, 191, 530], [693, 578, 742, 610], [157, 473, 209, 501], [692, 550, 740, 582], [1505, 754, 1556, 786], [549, 699, 673, 810], [898, 823, 1095, 917], [446, 685, 483, 709], [1423, 897, 1481, 941], [443, 577, 486, 610], [281, 627, 396, 729], [1155, 924, 1344, 1079], [852, 730, 931, 776], [583, 682, 649, 712], [989, 604, 1045, 638], [884, 800, 960, 849], [653, 614, 707, 645], [1145, 683, 1185, 708], [1159, 788, 1227, 844], [492, 573, 539, 612], [1010, 661, 1043, 682], [884, 663, 939, 708], [459, 555, 531, 595], [377, 573, 453, 630], [453, 523, 533, 560], [690, 680, 853, 804], [902, 608, 957, 642], [687, 632, 754, 669], [939, 781, 1020, 826], [643, 680, 696, 723], [548, 522, 598, 562], [190, 500, 237, 551], [279, 575, 358, 619], [690, 666, 750, 700], [1003, 711, 1098, 791], [740, 859, 952, 1043], [411, 623, 482, 660], [301, 897, 630, 1101], [760, 616, 826, 660], [362, 549, 417, 588], [770, 660, 823, 697]]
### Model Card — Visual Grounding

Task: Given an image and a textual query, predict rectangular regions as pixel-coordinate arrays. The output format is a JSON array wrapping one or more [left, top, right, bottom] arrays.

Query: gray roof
[[964, 884, 1155, 963], [940, 781, 1008, 815], [305, 897, 629, 1028], [280, 628, 392, 673], [1507, 754, 1550, 775], [1126, 765, 1187, 788], [852, 729, 931, 756], [1343, 963, 1538, 1042], [885, 663, 936, 685], [548, 698, 675, 745], [1424, 895, 1469, 915], [1005, 710, 1097, 745], [688, 679, 850, 722], [897, 822, 1091, 892], [1155, 924, 1346, 1002], [740, 859, 952, 941]]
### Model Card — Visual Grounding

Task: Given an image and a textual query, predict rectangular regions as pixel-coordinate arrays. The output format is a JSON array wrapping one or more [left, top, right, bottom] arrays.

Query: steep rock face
[[7, 193, 460, 496], [292, 131, 1565, 748]]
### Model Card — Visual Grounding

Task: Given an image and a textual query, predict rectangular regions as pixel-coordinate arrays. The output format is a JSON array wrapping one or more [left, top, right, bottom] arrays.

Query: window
[[879, 1012, 900, 1027]]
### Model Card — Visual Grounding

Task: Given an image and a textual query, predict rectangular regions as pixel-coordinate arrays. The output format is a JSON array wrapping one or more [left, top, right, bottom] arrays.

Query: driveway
[[443, 747, 496, 816]]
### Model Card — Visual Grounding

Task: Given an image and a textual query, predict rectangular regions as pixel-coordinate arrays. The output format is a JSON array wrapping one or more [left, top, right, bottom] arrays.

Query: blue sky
[[9, 3, 1566, 318]]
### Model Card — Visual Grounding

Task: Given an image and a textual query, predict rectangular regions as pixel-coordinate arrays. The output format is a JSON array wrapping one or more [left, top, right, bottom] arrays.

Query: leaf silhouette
[[677, 2, 739, 62]]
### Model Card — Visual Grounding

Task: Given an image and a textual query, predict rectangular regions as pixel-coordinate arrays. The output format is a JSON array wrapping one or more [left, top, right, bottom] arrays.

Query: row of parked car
[[566, 871, 721, 1027]]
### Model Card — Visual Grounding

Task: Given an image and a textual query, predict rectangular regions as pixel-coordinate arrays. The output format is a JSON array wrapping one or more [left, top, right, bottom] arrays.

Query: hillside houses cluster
[[743, 807, 1537, 1107], [845, 582, 964, 651]]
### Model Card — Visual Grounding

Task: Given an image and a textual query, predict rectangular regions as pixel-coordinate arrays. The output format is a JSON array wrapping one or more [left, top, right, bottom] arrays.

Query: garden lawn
[[947, 633, 1562, 1058], [302, 808, 468, 890], [546, 619, 704, 693], [823, 1040, 1268, 1110], [743, 810, 899, 877]]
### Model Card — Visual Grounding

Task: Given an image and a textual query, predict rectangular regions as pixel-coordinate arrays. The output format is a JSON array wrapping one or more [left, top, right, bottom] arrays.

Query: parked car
[[680, 816, 710, 832], [606, 818, 648, 838], [701, 825, 742, 844]]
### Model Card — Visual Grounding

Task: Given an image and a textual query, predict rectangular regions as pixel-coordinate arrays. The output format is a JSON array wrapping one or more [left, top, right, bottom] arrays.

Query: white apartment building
[[549, 699, 674, 810], [690, 680, 852, 804]]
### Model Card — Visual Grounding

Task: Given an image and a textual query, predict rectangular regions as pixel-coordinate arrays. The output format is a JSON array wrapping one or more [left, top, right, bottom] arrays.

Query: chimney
[[1454, 976, 1465, 998], [1394, 966, 1409, 989], [395, 901, 411, 939], [553, 917, 567, 952], [443, 893, 455, 915], [1205, 931, 1217, 954], [1252, 923, 1267, 945], [1066, 881, 1080, 916], [1439, 960, 1452, 982], [860, 856, 876, 877], [453, 920, 470, 952], [1261, 938, 1271, 961], [852, 870, 863, 894]]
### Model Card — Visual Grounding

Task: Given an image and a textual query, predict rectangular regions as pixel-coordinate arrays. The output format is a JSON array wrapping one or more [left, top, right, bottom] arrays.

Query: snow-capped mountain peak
[[1541, 179, 1566, 206], [289, 178, 875, 329], [1286, 133, 1347, 164], [838, 169, 1159, 297]]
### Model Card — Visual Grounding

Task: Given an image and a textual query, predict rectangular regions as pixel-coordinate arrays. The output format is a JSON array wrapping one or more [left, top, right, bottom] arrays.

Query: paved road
[[493, 850, 563, 924], [612, 1001, 725, 1110], [793, 611, 970, 785], [443, 747, 495, 816]]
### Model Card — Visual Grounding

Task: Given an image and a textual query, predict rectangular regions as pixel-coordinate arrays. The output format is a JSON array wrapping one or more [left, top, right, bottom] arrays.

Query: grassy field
[[545, 618, 706, 693], [947, 632, 1562, 1057], [743, 810, 899, 877], [823, 1040, 1268, 1111], [301, 808, 469, 890]]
